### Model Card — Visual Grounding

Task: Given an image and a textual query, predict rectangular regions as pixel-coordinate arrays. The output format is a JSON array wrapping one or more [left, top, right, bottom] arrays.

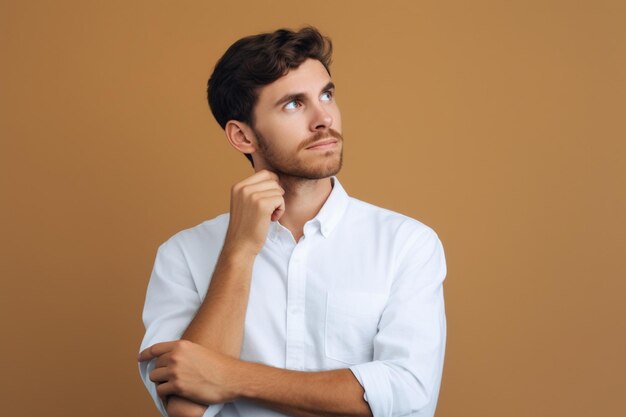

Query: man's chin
[[276, 166, 341, 181], [298, 161, 342, 180], [262, 153, 342, 180]]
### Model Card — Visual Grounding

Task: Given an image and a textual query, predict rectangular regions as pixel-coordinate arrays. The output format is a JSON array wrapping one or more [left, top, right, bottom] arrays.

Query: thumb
[[271, 200, 285, 222]]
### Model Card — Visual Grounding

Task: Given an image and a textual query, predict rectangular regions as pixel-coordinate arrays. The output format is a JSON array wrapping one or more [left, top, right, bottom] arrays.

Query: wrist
[[219, 243, 258, 265], [233, 360, 265, 400]]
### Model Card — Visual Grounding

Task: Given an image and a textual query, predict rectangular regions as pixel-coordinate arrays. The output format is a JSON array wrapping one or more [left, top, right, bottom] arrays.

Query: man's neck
[[275, 175, 333, 242]]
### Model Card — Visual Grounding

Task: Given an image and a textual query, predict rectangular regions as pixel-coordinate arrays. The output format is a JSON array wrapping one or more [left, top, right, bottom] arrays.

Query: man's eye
[[320, 91, 333, 101], [285, 100, 299, 110]]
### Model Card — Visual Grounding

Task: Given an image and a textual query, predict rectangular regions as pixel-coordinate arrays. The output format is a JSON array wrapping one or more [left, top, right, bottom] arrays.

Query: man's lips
[[305, 139, 339, 149]]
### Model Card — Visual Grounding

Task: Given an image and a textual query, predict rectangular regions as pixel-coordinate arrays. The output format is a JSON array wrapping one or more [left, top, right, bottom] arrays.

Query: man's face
[[250, 58, 343, 179]]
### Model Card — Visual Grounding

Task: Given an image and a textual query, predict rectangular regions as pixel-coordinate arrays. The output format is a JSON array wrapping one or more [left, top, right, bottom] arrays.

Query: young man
[[139, 27, 447, 417]]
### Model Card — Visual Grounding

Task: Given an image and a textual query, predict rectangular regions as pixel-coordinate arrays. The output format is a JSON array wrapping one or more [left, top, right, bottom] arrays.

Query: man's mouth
[[306, 139, 339, 150]]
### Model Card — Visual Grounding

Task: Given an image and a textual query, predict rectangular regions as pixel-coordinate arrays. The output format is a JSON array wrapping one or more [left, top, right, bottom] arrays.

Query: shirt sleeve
[[349, 227, 447, 417], [138, 238, 225, 417]]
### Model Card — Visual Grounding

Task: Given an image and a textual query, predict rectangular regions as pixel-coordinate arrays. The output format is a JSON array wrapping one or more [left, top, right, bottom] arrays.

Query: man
[[139, 27, 447, 417]]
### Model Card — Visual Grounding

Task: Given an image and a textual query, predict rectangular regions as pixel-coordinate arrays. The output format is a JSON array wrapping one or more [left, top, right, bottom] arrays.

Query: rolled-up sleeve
[[138, 238, 225, 417], [350, 227, 447, 417]]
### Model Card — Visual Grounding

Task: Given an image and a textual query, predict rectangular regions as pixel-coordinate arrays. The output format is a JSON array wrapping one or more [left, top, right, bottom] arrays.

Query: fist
[[223, 170, 285, 256]]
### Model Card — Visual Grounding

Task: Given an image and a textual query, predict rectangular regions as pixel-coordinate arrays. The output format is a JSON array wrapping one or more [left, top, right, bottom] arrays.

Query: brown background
[[1, 1, 624, 416]]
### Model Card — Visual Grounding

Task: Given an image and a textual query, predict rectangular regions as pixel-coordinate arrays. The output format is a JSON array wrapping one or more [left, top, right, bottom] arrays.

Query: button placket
[[284, 240, 308, 370]]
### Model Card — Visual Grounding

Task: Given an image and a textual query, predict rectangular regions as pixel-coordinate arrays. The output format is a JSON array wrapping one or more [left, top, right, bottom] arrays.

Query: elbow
[[386, 363, 435, 414], [405, 375, 434, 414], [166, 396, 207, 417]]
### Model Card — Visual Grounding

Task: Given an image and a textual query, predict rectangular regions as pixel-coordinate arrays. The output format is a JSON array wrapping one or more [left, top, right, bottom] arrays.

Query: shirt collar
[[269, 176, 349, 241], [313, 176, 350, 238]]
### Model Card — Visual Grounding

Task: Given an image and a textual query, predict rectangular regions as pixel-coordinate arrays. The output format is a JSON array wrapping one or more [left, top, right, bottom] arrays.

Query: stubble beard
[[253, 128, 344, 180]]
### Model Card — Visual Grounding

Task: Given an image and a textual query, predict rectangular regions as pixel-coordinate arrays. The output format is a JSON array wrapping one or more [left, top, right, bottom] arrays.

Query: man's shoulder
[[158, 213, 230, 252], [345, 197, 444, 270], [346, 196, 437, 237]]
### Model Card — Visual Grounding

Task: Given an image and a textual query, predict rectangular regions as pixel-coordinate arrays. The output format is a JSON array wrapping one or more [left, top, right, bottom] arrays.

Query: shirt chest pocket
[[324, 290, 388, 365]]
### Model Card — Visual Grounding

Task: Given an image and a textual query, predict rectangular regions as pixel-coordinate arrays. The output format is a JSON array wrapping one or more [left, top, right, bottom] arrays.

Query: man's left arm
[[348, 226, 447, 417], [236, 361, 373, 417], [139, 340, 372, 417]]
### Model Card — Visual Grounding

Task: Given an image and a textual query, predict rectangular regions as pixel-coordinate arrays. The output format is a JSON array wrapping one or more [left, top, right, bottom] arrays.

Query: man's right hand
[[222, 170, 285, 257]]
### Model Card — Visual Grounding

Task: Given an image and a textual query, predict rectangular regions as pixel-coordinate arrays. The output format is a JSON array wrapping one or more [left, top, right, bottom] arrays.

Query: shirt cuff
[[139, 359, 169, 416], [349, 361, 393, 417], [202, 403, 225, 417]]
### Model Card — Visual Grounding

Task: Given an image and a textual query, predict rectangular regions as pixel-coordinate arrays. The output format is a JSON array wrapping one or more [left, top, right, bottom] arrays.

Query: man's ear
[[224, 120, 257, 154]]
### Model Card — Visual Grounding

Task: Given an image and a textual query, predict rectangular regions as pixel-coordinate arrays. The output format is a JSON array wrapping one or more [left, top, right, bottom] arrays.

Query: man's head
[[207, 27, 343, 178]]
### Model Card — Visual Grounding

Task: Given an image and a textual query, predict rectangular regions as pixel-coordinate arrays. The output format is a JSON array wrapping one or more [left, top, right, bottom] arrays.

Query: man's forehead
[[258, 59, 332, 102]]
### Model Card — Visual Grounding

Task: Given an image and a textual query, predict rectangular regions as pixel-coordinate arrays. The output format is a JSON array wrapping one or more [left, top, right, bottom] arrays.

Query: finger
[[154, 352, 172, 368], [253, 169, 279, 182], [252, 189, 286, 205], [138, 341, 177, 362], [241, 179, 285, 196], [156, 381, 177, 398], [149, 367, 172, 384], [256, 193, 285, 216], [271, 201, 286, 222], [238, 170, 279, 187]]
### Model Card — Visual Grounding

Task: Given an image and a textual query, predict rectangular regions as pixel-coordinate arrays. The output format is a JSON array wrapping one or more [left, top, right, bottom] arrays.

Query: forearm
[[170, 248, 254, 416], [166, 396, 207, 417], [180, 170, 283, 357], [181, 247, 255, 357], [238, 362, 373, 417]]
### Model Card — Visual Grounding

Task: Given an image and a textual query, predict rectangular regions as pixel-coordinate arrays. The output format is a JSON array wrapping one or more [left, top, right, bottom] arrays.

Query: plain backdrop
[[1, 1, 624, 416]]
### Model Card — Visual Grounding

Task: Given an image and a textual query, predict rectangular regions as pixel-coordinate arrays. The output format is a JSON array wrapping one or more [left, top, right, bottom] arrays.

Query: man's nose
[[309, 104, 333, 131]]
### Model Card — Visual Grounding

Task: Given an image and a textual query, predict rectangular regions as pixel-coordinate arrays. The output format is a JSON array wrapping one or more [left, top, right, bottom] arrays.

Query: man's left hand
[[138, 340, 243, 405]]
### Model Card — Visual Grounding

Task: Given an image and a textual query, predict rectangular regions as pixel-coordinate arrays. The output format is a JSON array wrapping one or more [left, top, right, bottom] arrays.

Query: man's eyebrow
[[274, 81, 336, 107], [322, 81, 335, 92]]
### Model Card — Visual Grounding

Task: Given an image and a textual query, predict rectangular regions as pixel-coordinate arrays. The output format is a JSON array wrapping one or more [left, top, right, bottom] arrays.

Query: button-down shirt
[[139, 176, 447, 417]]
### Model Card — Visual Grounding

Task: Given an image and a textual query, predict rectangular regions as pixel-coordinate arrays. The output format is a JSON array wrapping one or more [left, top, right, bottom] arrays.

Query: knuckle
[[264, 200, 279, 211], [241, 185, 252, 197], [250, 192, 261, 203], [261, 170, 275, 179], [171, 379, 183, 394]]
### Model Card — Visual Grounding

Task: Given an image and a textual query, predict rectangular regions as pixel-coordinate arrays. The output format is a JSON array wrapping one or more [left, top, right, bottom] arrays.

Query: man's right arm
[[165, 248, 256, 417], [145, 170, 285, 417]]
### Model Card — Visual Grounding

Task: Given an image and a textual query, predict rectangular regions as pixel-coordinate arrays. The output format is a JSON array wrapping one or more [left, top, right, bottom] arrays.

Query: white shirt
[[139, 176, 447, 417]]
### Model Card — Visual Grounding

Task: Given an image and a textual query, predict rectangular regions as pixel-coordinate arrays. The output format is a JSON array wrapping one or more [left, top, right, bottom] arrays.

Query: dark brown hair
[[207, 26, 333, 165]]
